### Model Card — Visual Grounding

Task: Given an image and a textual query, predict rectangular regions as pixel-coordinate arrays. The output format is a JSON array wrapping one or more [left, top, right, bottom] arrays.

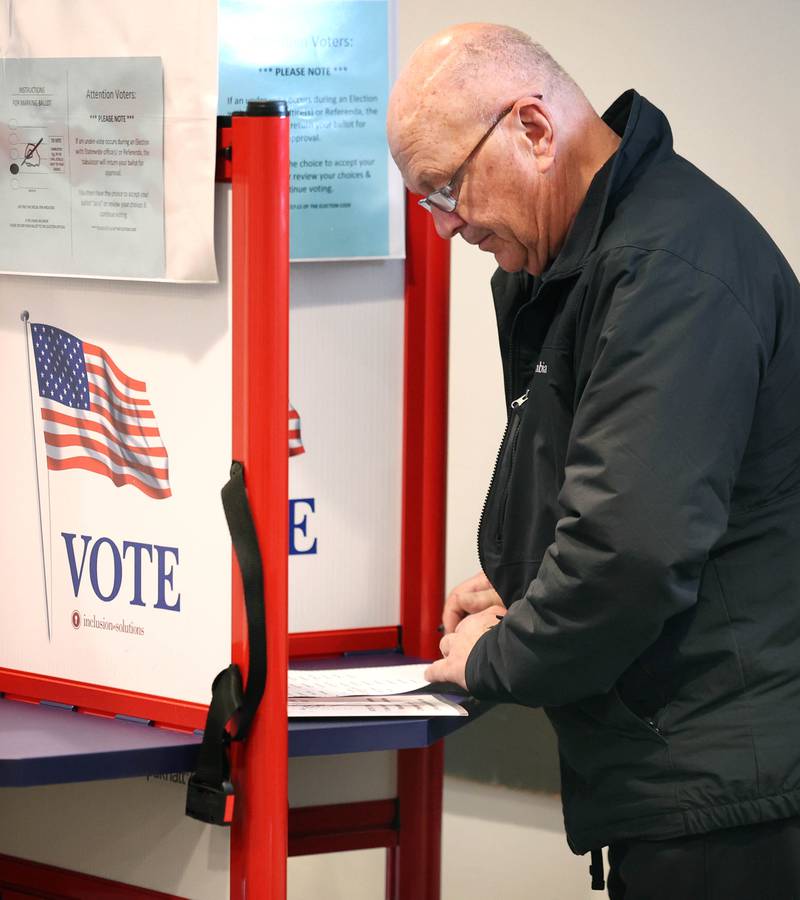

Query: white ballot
[[287, 664, 467, 718], [288, 664, 431, 698], [288, 695, 467, 718]]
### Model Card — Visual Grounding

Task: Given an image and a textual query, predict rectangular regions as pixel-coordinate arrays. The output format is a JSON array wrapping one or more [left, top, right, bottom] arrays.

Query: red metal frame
[[390, 195, 451, 900], [400, 196, 451, 663], [227, 180, 450, 899], [390, 744, 446, 900], [289, 800, 398, 856], [0, 669, 204, 730], [227, 109, 290, 900], [225, 186, 450, 898], [289, 626, 399, 657], [0, 853, 184, 900]]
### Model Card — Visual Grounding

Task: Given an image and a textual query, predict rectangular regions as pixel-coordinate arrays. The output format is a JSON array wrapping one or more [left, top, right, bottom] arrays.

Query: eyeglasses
[[418, 95, 543, 214]]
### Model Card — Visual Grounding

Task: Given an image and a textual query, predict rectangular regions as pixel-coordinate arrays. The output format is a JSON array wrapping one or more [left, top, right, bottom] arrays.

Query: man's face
[[390, 107, 549, 274]]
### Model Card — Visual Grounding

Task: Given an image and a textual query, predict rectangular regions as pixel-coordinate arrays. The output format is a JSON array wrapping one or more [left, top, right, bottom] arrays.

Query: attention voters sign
[[0, 57, 165, 279], [219, 0, 404, 260]]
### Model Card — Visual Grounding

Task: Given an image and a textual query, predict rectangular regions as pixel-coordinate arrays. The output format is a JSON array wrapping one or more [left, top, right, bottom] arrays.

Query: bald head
[[388, 23, 620, 275], [388, 23, 584, 181]]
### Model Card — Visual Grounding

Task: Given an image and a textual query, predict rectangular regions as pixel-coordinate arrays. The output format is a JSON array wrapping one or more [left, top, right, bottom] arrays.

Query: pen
[[24, 138, 43, 162]]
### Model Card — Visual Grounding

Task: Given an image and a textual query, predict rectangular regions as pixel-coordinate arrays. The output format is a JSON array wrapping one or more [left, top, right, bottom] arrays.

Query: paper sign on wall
[[0, 58, 164, 278], [1, 0, 219, 283], [0, 57, 165, 279], [219, 0, 404, 261]]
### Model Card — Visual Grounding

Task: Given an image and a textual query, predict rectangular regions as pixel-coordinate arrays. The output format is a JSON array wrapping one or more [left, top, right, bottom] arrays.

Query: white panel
[[0, 776, 230, 900], [289, 750, 397, 808], [288, 260, 405, 632], [0, 180, 405, 698], [0, 185, 232, 703]]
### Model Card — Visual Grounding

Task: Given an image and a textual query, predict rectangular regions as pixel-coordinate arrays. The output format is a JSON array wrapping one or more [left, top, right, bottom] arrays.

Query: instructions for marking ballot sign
[[0, 57, 164, 278]]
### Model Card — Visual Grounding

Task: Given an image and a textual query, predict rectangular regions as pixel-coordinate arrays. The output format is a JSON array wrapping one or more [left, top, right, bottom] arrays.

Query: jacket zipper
[[477, 387, 530, 567], [495, 414, 522, 542], [477, 275, 550, 571], [511, 389, 529, 409]]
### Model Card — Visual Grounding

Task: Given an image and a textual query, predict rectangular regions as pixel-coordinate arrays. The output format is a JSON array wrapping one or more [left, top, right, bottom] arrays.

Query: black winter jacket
[[465, 90, 800, 854]]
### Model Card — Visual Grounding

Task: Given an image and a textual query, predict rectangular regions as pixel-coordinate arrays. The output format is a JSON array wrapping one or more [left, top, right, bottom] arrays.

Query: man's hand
[[425, 605, 507, 689], [442, 571, 503, 634]]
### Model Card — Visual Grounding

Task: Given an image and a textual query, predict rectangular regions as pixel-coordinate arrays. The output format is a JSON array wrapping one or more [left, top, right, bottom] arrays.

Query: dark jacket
[[465, 90, 800, 854]]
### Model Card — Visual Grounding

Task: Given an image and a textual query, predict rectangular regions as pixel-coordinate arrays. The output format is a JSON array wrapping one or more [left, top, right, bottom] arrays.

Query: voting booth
[[0, 3, 462, 897]]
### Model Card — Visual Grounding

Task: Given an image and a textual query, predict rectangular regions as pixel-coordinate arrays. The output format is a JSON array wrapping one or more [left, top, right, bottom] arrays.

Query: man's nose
[[430, 207, 466, 240]]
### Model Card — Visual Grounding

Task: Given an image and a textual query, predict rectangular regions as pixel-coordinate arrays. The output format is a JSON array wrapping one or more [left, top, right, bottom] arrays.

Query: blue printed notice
[[220, 0, 400, 260]]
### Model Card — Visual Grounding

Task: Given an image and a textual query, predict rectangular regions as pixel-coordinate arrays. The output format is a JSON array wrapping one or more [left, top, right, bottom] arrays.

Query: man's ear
[[515, 96, 555, 174]]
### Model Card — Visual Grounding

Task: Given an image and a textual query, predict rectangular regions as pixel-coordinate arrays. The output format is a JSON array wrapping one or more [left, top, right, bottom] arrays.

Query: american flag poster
[[31, 323, 172, 500], [31, 323, 303, 499], [30, 323, 303, 502], [1, 288, 234, 704]]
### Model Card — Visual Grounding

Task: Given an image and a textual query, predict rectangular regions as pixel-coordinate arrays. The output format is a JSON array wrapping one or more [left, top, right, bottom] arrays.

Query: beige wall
[[394, 0, 800, 593]]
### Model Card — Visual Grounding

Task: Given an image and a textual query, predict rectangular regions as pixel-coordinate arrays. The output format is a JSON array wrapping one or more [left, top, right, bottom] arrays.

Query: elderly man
[[388, 23, 800, 900]]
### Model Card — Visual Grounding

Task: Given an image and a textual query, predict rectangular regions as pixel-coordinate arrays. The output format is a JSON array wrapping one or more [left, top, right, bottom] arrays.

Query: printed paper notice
[[219, 0, 403, 260], [0, 57, 165, 278]]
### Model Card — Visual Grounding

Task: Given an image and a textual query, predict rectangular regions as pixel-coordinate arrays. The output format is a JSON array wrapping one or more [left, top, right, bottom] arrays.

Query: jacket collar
[[540, 89, 674, 283]]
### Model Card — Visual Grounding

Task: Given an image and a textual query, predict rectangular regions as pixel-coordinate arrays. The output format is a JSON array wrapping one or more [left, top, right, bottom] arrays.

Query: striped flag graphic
[[289, 403, 304, 457], [30, 323, 305, 501], [31, 323, 171, 500]]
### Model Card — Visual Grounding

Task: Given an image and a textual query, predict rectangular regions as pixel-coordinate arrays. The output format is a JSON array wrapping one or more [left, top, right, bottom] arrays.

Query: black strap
[[186, 460, 267, 825], [590, 848, 606, 891], [220, 460, 267, 741]]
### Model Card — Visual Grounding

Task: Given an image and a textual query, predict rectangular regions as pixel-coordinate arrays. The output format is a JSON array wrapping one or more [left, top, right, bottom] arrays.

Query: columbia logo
[[535, 361, 548, 374]]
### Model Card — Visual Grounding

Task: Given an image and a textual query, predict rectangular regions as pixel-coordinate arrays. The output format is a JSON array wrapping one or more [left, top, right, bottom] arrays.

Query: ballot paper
[[288, 664, 431, 698], [288, 695, 467, 718], [287, 664, 467, 717]]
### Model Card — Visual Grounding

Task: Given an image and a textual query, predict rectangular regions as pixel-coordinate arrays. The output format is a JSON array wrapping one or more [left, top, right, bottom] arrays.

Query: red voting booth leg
[[388, 744, 446, 900], [229, 104, 290, 900], [400, 195, 451, 664], [390, 195, 451, 900]]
